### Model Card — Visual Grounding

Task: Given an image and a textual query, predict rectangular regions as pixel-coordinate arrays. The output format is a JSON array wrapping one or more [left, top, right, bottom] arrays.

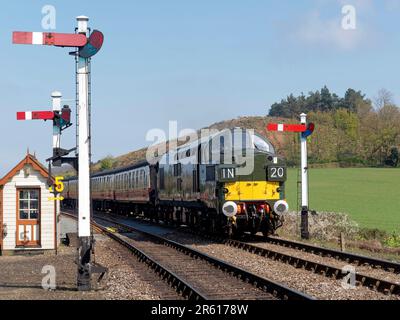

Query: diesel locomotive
[[62, 128, 289, 237]]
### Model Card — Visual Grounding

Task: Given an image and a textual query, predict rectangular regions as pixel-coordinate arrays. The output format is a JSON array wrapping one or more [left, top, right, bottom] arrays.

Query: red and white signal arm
[[267, 122, 315, 137], [13, 32, 87, 47], [17, 111, 55, 121], [267, 123, 307, 133]]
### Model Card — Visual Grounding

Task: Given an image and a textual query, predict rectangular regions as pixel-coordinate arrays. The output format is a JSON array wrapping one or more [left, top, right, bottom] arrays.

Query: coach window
[[129, 171, 133, 189], [174, 163, 182, 177], [206, 166, 216, 182], [159, 168, 165, 190], [135, 172, 138, 188]]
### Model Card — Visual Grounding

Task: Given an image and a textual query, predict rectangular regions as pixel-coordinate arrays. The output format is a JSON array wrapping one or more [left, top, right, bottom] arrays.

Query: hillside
[[88, 115, 290, 174]]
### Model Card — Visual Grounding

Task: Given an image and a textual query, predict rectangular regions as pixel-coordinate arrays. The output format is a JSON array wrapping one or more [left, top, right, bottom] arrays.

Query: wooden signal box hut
[[0, 153, 59, 254]]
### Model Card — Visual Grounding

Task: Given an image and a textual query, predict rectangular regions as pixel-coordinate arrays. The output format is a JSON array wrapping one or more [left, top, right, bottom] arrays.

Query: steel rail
[[221, 238, 400, 296], [260, 236, 400, 274]]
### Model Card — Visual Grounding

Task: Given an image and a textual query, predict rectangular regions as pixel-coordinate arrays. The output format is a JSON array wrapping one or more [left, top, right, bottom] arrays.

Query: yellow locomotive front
[[217, 133, 289, 237]]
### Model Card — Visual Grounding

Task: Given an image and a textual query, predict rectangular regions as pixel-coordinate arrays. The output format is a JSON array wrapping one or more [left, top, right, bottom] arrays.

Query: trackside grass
[[285, 168, 400, 232]]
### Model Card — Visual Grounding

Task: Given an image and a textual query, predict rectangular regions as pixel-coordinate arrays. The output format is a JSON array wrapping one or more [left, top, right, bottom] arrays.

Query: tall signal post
[[13, 15, 105, 291], [76, 16, 92, 291], [267, 114, 315, 239], [300, 113, 310, 240]]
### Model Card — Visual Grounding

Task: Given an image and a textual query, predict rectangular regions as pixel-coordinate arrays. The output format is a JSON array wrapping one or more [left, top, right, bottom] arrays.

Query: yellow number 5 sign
[[49, 177, 65, 201]]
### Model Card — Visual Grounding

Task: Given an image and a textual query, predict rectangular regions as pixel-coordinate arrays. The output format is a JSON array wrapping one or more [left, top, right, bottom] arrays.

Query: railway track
[[82, 211, 400, 297], [90, 209, 400, 274], [260, 235, 400, 274], [219, 237, 400, 296], [61, 212, 313, 301]]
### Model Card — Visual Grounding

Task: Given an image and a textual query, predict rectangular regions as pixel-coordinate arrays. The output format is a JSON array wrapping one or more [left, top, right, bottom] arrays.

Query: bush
[[100, 156, 115, 171], [384, 232, 400, 248], [281, 211, 359, 241], [357, 228, 388, 242]]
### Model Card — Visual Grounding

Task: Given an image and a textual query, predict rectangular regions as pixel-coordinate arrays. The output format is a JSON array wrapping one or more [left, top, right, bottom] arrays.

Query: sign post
[[267, 114, 315, 239], [13, 15, 105, 291], [300, 114, 310, 240], [76, 16, 92, 291]]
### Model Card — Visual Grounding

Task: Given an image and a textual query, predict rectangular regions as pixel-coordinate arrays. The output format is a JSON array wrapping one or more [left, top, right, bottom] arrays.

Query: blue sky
[[1, 0, 400, 175]]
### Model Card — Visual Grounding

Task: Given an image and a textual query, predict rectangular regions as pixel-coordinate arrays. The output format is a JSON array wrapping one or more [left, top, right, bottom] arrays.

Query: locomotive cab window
[[253, 134, 275, 154]]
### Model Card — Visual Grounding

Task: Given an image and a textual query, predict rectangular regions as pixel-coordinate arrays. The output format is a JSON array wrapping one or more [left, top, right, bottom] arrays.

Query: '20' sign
[[268, 166, 287, 182]]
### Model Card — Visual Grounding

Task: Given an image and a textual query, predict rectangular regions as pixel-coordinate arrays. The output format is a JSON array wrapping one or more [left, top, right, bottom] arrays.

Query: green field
[[285, 168, 400, 232]]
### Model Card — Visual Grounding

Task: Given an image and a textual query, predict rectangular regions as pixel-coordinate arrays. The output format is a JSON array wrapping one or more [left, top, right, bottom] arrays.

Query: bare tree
[[374, 88, 394, 110]]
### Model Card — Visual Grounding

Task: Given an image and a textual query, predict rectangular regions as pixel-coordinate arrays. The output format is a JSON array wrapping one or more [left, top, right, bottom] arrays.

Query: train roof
[[65, 160, 150, 181], [92, 160, 149, 178]]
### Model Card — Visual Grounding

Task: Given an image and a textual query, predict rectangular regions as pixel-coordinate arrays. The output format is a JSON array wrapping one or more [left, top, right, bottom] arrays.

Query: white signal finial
[[77, 16, 89, 34], [300, 113, 307, 125], [51, 91, 62, 112]]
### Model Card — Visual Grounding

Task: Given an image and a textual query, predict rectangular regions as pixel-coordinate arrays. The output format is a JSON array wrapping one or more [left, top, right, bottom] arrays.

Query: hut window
[[19, 189, 40, 220]]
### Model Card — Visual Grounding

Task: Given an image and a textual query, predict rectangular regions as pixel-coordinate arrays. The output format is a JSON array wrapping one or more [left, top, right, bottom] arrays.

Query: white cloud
[[337, 0, 374, 12], [290, 5, 376, 51]]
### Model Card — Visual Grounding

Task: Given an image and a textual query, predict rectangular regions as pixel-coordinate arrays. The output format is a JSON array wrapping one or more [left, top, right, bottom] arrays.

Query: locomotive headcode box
[[267, 166, 287, 182], [218, 166, 237, 181]]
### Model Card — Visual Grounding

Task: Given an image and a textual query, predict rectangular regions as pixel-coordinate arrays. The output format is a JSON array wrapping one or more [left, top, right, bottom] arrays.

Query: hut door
[[16, 189, 41, 247]]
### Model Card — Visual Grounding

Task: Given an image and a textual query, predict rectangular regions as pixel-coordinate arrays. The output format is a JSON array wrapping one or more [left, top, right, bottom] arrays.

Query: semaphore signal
[[267, 114, 315, 240], [12, 16, 105, 292]]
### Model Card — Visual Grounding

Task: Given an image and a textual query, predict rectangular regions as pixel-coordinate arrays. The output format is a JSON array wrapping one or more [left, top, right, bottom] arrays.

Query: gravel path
[[0, 247, 101, 300], [0, 232, 181, 300]]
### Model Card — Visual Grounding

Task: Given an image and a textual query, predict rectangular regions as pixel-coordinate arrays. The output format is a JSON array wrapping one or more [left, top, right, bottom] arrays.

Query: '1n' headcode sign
[[219, 167, 236, 181]]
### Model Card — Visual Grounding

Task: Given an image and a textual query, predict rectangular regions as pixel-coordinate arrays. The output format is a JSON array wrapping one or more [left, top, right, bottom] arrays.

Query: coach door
[[16, 189, 41, 247]]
